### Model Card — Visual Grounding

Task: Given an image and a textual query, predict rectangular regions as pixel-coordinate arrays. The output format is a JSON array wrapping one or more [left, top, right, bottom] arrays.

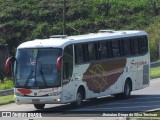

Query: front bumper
[[15, 95, 61, 104]]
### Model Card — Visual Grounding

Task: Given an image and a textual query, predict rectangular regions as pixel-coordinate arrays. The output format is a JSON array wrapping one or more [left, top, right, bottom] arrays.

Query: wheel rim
[[76, 92, 82, 105]]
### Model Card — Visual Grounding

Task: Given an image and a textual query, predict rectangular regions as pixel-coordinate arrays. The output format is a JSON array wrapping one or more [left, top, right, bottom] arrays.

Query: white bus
[[5, 30, 150, 109]]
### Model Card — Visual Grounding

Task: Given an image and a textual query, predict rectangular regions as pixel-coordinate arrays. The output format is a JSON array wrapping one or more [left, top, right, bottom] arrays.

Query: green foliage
[[0, 95, 14, 105], [0, 77, 13, 90], [145, 17, 160, 61], [0, 0, 160, 60]]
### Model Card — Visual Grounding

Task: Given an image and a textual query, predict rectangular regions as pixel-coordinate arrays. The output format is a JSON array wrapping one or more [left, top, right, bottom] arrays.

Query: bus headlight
[[48, 91, 61, 96], [15, 92, 24, 96]]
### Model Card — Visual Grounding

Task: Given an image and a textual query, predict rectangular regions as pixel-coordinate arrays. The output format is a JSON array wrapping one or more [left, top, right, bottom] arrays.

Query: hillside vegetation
[[0, 0, 160, 61]]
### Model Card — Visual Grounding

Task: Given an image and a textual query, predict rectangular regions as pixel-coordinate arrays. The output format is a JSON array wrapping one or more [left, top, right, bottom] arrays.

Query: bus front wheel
[[34, 104, 45, 110]]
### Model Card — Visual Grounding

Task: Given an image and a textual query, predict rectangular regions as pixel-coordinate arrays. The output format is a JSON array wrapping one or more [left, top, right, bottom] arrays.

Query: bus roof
[[17, 30, 147, 49]]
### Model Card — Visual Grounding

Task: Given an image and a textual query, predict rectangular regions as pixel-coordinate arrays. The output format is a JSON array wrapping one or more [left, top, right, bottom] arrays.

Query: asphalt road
[[0, 78, 160, 120]]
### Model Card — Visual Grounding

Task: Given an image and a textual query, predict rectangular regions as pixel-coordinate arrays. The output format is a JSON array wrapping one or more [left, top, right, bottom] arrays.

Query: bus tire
[[122, 80, 132, 98], [73, 90, 84, 108], [114, 80, 132, 99], [34, 104, 45, 110]]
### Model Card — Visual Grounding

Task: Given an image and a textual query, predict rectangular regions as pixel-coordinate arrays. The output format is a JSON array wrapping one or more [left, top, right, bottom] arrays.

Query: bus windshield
[[14, 48, 62, 88]]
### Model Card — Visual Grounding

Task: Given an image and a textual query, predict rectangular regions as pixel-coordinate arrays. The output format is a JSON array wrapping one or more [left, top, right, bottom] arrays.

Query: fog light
[[56, 98, 60, 102], [16, 99, 21, 105]]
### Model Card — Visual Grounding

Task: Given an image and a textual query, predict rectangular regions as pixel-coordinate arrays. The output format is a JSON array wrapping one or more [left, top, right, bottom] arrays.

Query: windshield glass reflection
[[14, 48, 62, 88]]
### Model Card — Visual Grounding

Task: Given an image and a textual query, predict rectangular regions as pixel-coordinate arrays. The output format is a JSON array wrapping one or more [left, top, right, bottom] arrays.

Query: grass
[[0, 95, 14, 105], [0, 78, 13, 90], [150, 66, 160, 79]]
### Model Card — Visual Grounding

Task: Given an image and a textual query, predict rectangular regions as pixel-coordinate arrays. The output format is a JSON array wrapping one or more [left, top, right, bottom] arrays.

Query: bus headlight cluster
[[15, 92, 24, 96], [48, 91, 61, 96]]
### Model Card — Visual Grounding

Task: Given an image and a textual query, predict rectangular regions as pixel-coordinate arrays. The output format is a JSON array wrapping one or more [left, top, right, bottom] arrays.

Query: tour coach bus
[[5, 30, 150, 109]]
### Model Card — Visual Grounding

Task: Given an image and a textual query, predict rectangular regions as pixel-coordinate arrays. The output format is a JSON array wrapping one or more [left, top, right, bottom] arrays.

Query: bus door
[[61, 45, 75, 103]]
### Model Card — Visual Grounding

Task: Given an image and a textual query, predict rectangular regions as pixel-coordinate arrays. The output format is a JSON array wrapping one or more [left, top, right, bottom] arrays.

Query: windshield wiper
[[40, 69, 47, 87], [24, 69, 34, 87]]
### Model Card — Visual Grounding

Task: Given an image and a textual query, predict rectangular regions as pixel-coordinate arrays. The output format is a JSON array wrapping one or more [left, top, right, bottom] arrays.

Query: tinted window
[[133, 38, 139, 55], [140, 36, 148, 54], [111, 40, 120, 58], [87, 43, 96, 61], [99, 41, 109, 59], [75, 44, 85, 64], [123, 39, 131, 56], [63, 45, 73, 80], [130, 37, 140, 55]]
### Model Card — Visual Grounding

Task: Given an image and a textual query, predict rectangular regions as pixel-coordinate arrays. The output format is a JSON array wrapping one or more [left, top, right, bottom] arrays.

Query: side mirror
[[5, 56, 15, 74], [56, 56, 63, 72]]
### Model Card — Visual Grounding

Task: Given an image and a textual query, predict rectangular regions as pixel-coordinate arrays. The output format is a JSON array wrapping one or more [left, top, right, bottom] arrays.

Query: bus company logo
[[130, 60, 147, 68], [34, 92, 37, 96], [38, 88, 58, 93]]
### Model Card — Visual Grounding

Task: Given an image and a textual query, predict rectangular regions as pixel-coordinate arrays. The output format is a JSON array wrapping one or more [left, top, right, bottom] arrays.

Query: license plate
[[32, 99, 40, 104]]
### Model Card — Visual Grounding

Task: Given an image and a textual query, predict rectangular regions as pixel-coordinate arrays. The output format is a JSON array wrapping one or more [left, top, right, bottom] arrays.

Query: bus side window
[[63, 45, 73, 80], [86, 43, 96, 62], [94, 43, 99, 60], [119, 39, 124, 57], [141, 36, 148, 54], [138, 37, 144, 54], [123, 38, 131, 56], [133, 38, 140, 55], [75, 44, 85, 64], [99, 41, 109, 59], [111, 40, 121, 58]]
